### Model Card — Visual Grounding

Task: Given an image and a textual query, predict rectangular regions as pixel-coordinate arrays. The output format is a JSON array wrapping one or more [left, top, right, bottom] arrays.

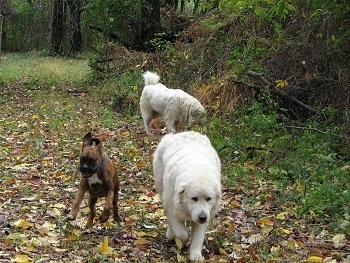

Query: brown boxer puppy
[[67, 131, 121, 228]]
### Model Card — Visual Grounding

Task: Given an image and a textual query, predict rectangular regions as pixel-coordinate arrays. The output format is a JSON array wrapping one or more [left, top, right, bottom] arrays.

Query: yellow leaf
[[295, 180, 304, 192], [219, 247, 227, 255], [257, 217, 274, 226], [176, 253, 186, 262], [67, 229, 80, 241], [98, 236, 114, 255], [11, 254, 32, 263], [13, 219, 34, 229], [279, 228, 293, 234], [276, 212, 289, 220], [134, 238, 149, 246], [332, 234, 345, 248], [275, 79, 289, 88], [137, 231, 158, 238], [175, 237, 183, 250], [307, 256, 323, 262], [32, 114, 40, 120]]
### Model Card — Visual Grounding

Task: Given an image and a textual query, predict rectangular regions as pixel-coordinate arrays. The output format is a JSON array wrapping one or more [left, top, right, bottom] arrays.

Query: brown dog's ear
[[83, 132, 92, 145]]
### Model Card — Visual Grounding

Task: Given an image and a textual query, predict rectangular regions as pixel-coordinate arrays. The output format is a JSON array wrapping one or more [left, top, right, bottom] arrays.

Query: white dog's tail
[[143, 71, 160, 85]]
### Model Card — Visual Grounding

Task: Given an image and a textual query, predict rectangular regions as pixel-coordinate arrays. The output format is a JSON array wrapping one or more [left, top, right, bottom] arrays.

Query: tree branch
[[242, 70, 320, 114]]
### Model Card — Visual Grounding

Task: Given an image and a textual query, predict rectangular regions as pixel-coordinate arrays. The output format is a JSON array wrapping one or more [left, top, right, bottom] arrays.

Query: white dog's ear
[[176, 184, 186, 204]]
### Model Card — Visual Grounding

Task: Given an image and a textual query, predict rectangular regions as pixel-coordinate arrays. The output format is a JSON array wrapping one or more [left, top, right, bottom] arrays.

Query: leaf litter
[[0, 85, 349, 262]]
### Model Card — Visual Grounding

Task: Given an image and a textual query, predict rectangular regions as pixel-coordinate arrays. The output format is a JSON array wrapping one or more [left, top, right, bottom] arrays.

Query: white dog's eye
[[206, 197, 212, 202], [191, 197, 198, 202]]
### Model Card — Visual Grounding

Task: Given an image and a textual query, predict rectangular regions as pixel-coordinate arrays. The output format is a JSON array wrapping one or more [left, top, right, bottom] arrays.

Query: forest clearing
[[1, 0, 349, 262]]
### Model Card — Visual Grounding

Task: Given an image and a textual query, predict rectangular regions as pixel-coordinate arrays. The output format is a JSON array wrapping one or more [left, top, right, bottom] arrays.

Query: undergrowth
[[206, 102, 349, 232]]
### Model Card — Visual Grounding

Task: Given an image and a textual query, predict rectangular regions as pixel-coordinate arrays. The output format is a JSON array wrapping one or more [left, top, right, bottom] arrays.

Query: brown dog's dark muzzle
[[79, 164, 95, 177]]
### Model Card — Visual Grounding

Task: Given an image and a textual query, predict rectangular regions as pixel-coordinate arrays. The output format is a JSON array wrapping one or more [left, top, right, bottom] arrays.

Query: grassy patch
[[0, 52, 90, 86], [207, 102, 350, 230]]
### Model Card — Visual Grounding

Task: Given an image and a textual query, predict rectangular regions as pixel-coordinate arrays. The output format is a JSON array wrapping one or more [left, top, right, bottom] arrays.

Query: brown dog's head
[[79, 132, 105, 178]]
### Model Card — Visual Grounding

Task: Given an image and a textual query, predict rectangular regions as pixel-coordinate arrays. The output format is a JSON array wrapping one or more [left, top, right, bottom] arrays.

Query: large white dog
[[153, 131, 221, 261], [140, 71, 206, 135]]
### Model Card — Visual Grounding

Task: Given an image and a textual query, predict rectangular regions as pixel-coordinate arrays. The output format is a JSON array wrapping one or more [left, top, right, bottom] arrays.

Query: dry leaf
[[175, 237, 183, 250], [13, 219, 34, 229], [307, 256, 323, 262], [11, 254, 32, 263], [332, 233, 345, 248], [98, 236, 114, 255]]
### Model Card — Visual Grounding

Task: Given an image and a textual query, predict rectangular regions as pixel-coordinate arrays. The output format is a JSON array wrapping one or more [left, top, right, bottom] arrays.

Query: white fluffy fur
[[140, 71, 206, 135], [153, 131, 221, 261]]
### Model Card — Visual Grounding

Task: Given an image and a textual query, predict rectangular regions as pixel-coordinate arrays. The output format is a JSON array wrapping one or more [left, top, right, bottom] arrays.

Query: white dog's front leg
[[167, 217, 188, 243], [189, 222, 208, 261]]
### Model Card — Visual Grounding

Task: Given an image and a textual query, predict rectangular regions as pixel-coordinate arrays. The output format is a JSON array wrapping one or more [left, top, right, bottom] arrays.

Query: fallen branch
[[242, 70, 320, 114]]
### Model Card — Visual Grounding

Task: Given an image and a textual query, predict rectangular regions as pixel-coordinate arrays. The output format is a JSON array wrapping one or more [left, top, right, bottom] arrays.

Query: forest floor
[[0, 64, 349, 262]]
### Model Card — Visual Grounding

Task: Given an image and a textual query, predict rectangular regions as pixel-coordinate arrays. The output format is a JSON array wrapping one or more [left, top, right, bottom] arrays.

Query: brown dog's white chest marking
[[88, 173, 103, 187]]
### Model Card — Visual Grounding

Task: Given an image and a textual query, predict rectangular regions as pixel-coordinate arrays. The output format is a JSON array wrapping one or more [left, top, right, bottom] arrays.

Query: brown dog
[[67, 131, 121, 228]]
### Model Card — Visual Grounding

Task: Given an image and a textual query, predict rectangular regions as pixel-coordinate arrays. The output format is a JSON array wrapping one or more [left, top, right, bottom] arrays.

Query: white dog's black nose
[[198, 212, 207, 223]]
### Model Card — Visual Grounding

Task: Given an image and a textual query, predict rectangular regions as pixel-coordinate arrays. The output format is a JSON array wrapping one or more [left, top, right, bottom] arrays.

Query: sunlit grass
[[0, 52, 90, 85]]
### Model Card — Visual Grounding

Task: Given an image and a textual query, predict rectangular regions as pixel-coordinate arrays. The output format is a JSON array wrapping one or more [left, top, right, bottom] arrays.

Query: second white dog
[[140, 71, 206, 135], [153, 131, 221, 261]]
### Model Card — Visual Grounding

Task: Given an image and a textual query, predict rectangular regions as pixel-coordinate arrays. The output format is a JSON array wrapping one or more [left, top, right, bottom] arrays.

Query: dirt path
[[0, 85, 348, 262]]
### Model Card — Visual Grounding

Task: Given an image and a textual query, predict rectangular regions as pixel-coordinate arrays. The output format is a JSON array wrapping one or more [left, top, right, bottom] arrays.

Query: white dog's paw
[[166, 227, 174, 240], [189, 250, 204, 262]]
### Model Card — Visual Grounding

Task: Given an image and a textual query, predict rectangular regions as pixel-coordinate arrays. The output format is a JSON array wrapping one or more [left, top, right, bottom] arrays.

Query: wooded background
[[1, 0, 349, 119]]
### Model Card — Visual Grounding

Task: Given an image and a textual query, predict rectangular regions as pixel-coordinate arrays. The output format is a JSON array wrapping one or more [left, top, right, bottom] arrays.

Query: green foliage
[[82, 0, 142, 47], [307, 0, 350, 47], [3, 0, 52, 51], [91, 71, 142, 115], [207, 102, 349, 227]]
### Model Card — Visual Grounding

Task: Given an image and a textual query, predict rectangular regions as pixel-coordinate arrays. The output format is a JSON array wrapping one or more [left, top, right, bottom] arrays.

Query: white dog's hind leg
[[189, 222, 208, 261], [141, 110, 154, 135], [167, 217, 188, 243], [164, 118, 176, 134]]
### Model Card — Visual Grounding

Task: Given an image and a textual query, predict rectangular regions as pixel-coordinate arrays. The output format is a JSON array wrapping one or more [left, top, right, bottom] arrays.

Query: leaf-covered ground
[[0, 84, 349, 263]]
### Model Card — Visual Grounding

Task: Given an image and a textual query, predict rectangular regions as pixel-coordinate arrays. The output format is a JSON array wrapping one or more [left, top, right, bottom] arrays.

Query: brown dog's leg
[[113, 182, 121, 222], [99, 188, 114, 223], [67, 180, 88, 220], [86, 196, 98, 228]]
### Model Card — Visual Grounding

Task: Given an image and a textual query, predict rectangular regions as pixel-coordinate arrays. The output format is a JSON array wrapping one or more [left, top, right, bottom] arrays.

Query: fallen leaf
[[175, 237, 183, 250], [176, 253, 186, 262], [276, 212, 289, 220], [13, 219, 34, 229], [307, 256, 323, 262], [134, 238, 149, 246], [98, 236, 114, 255], [275, 79, 289, 88], [247, 233, 263, 244], [11, 254, 32, 263], [332, 233, 345, 248]]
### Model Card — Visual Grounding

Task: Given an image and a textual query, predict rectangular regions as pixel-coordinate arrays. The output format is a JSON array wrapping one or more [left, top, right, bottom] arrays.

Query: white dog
[[140, 71, 206, 135], [153, 131, 221, 261]]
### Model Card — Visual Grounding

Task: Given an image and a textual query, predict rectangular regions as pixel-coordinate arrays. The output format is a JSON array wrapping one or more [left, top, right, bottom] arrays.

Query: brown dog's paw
[[99, 210, 110, 223], [113, 213, 122, 222]]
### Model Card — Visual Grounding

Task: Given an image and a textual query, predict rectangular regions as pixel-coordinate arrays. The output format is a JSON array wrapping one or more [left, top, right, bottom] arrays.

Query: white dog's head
[[188, 102, 206, 125], [177, 178, 221, 224]]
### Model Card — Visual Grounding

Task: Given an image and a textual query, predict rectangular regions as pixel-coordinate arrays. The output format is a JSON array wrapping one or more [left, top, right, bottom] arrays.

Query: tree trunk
[[140, 0, 160, 50], [51, 0, 65, 55], [67, 0, 82, 54], [0, 14, 3, 52]]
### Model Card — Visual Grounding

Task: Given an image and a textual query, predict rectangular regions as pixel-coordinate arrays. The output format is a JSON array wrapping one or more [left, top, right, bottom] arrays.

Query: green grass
[[207, 103, 350, 231], [0, 52, 90, 86]]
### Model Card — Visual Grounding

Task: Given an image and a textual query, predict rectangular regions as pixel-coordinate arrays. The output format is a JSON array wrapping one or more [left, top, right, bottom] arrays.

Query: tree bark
[[67, 0, 82, 54], [51, 0, 65, 55], [140, 0, 160, 49]]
